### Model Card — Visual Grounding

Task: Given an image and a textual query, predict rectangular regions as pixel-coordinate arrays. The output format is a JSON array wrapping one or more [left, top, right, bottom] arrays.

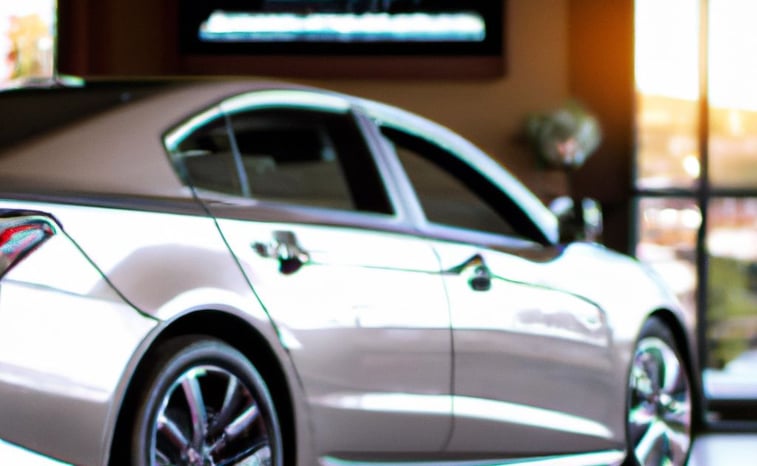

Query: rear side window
[[170, 105, 393, 215], [174, 115, 241, 195]]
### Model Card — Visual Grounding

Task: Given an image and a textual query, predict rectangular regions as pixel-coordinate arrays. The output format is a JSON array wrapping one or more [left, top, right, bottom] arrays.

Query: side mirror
[[549, 196, 603, 243]]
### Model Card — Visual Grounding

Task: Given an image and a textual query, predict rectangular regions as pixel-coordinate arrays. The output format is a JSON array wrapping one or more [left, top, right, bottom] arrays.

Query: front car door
[[163, 89, 453, 460], [362, 104, 624, 460]]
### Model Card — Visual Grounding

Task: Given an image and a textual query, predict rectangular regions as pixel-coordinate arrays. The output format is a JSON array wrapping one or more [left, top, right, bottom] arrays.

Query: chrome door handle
[[252, 230, 310, 275]]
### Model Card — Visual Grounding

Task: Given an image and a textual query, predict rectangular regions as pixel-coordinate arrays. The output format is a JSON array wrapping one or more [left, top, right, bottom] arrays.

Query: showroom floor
[[0, 434, 755, 465], [688, 433, 757, 465]]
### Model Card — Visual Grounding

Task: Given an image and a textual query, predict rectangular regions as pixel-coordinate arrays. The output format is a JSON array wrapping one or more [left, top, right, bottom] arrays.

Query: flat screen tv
[[179, 0, 503, 57]]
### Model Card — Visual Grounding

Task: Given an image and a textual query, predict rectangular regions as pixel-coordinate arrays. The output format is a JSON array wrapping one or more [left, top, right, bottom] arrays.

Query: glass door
[[635, 0, 757, 410]]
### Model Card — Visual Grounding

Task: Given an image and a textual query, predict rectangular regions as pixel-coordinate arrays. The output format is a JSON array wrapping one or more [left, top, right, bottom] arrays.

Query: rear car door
[[163, 89, 453, 458], [369, 115, 622, 458]]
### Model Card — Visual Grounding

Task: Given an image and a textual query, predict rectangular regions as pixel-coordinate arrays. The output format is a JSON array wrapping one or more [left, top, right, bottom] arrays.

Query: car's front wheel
[[130, 336, 282, 466], [626, 317, 693, 466]]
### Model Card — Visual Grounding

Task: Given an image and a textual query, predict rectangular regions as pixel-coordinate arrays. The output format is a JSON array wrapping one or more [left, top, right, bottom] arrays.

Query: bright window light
[[0, 0, 56, 87]]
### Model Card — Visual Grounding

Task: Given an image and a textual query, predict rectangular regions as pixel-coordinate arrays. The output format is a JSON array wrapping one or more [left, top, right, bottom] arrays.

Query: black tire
[[625, 317, 693, 466], [130, 336, 282, 466]]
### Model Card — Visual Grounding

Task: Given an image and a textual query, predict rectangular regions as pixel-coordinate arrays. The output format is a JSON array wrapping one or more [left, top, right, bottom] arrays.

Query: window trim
[[164, 89, 353, 157], [359, 99, 558, 246], [375, 121, 554, 247], [163, 89, 401, 217]]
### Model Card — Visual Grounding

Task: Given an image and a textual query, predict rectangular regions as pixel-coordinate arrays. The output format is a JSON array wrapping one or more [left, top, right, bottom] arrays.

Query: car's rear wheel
[[626, 317, 693, 466], [130, 336, 282, 466]]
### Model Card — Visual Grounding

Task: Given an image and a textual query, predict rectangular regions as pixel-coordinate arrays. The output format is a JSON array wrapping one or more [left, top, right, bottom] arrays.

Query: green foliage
[[707, 255, 757, 367], [525, 99, 602, 169]]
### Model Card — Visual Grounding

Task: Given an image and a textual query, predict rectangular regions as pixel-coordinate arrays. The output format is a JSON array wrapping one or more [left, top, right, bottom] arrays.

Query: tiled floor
[[1, 434, 755, 464], [688, 433, 757, 465]]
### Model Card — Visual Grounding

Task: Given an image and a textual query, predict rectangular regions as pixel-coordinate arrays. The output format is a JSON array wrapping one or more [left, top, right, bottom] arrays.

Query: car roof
[[0, 78, 558, 244], [0, 79, 298, 198]]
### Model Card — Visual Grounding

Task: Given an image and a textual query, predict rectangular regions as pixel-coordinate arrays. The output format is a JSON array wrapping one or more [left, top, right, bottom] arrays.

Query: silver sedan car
[[0, 79, 695, 466]]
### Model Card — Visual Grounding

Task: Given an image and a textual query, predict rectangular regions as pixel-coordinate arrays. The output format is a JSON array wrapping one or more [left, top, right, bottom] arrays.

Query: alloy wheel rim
[[150, 365, 271, 466], [628, 336, 692, 466]]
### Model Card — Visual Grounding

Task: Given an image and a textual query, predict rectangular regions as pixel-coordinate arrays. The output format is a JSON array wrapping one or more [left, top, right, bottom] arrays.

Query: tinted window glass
[[382, 127, 515, 236], [174, 107, 392, 214], [176, 115, 243, 196], [229, 108, 356, 210]]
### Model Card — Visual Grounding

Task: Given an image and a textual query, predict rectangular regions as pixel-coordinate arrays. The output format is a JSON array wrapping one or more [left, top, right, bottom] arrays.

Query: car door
[[369, 115, 622, 458], [163, 89, 453, 457]]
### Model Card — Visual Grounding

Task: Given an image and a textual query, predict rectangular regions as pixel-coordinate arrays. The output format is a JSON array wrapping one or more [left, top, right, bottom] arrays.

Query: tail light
[[0, 213, 57, 278]]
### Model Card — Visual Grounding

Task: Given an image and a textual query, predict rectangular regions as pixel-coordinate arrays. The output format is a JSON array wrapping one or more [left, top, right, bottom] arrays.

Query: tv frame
[[177, 0, 506, 78]]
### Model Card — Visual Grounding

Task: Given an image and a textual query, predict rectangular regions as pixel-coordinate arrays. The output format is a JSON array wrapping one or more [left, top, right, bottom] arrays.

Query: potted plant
[[525, 100, 603, 241]]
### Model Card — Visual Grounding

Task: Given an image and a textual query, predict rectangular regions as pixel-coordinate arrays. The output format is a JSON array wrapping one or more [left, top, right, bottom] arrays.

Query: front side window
[[381, 126, 516, 237], [168, 102, 392, 215]]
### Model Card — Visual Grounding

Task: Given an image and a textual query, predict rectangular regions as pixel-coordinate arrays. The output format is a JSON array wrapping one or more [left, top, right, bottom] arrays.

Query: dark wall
[[568, 0, 635, 253]]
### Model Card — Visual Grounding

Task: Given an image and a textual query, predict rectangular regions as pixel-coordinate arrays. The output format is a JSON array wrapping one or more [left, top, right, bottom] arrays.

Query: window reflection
[[635, 198, 699, 324], [636, 96, 700, 189], [708, 0, 757, 187], [705, 198, 757, 398], [634, 0, 700, 189], [636, 0, 757, 402]]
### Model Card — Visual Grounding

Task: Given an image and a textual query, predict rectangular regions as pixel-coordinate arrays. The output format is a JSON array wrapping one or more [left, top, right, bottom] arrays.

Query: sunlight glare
[[635, 0, 699, 101], [709, 0, 757, 111], [636, 0, 757, 111], [683, 153, 701, 179]]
